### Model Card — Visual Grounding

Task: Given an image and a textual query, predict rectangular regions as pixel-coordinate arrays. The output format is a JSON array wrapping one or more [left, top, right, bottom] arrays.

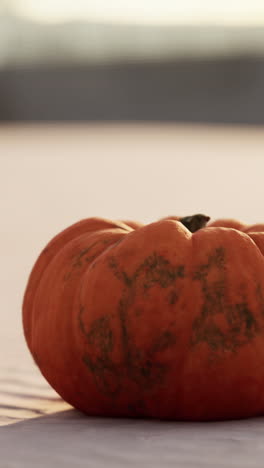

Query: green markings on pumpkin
[[151, 330, 177, 353], [109, 252, 185, 292], [167, 289, 178, 305], [143, 256, 185, 290], [64, 238, 113, 281], [80, 245, 264, 398], [117, 296, 169, 390], [80, 252, 182, 398], [191, 247, 260, 353], [79, 306, 121, 397], [109, 253, 182, 390], [73, 247, 93, 268], [82, 354, 121, 397], [82, 313, 114, 354], [193, 247, 226, 282]]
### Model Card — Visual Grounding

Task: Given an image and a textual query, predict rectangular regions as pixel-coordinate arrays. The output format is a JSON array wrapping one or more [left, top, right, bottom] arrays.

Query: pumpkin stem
[[179, 214, 210, 233]]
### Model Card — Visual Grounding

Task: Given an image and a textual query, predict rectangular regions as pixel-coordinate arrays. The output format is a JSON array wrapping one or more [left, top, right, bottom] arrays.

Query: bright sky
[[5, 0, 264, 25]]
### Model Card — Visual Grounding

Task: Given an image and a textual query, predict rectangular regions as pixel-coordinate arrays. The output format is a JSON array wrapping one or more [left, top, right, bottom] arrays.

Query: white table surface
[[1, 123, 264, 467]]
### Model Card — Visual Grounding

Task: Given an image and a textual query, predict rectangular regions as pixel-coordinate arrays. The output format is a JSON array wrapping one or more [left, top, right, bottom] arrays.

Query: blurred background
[[1, 0, 264, 122]]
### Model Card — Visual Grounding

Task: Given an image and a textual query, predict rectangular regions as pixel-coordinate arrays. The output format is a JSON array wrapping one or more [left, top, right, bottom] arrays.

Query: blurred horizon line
[[2, 1, 264, 27]]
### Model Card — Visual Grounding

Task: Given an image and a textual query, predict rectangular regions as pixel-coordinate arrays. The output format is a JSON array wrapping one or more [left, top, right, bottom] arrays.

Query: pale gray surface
[[2, 411, 264, 467], [1, 123, 264, 466]]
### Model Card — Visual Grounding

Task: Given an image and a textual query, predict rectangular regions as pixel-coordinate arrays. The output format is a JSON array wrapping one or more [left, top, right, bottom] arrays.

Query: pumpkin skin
[[22, 215, 264, 421]]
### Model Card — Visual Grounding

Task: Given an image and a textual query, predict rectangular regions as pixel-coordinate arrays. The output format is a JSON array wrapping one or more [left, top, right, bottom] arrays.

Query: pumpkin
[[22, 214, 264, 421]]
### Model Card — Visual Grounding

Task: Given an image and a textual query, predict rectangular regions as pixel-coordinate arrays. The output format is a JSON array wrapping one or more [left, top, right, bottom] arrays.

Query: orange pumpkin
[[22, 214, 264, 421]]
